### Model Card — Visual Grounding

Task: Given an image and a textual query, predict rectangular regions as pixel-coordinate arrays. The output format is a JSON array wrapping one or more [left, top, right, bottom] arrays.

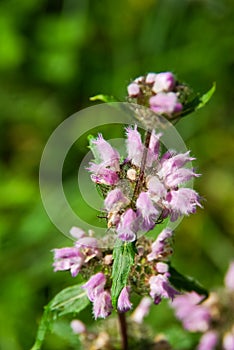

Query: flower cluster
[[171, 261, 234, 350], [53, 225, 179, 319], [127, 72, 189, 117], [88, 126, 201, 242], [52, 226, 100, 277]]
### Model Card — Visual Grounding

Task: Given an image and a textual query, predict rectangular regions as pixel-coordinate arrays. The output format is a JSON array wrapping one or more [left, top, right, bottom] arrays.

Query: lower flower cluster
[[53, 227, 179, 319], [171, 262, 234, 350]]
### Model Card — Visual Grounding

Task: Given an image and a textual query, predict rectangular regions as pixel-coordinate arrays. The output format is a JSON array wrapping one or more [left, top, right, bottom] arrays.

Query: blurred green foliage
[[0, 0, 234, 349]]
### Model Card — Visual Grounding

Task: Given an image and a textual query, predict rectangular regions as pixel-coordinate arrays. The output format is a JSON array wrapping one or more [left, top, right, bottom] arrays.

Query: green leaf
[[111, 241, 136, 308], [30, 284, 89, 350], [89, 94, 119, 103], [168, 265, 209, 299], [196, 82, 216, 110], [180, 83, 216, 118]]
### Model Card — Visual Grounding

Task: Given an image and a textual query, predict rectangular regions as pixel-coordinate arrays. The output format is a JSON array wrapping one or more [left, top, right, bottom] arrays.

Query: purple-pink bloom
[[166, 188, 201, 221], [146, 130, 162, 166], [117, 286, 132, 312], [93, 290, 113, 319], [156, 262, 169, 274], [89, 163, 119, 185], [104, 188, 129, 212], [171, 292, 211, 332], [150, 92, 182, 115], [69, 226, 86, 239], [125, 125, 144, 167], [82, 272, 106, 302], [91, 134, 120, 171], [136, 191, 160, 231], [53, 247, 84, 277], [145, 72, 157, 84], [197, 331, 219, 350], [70, 319, 86, 334], [152, 72, 175, 93], [147, 228, 174, 261], [224, 261, 234, 291], [223, 331, 234, 350], [127, 82, 141, 97], [164, 167, 199, 188], [160, 151, 195, 170], [116, 208, 138, 242], [149, 274, 179, 304], [146, 176, 167, 202], [131, 297, 152, 324]]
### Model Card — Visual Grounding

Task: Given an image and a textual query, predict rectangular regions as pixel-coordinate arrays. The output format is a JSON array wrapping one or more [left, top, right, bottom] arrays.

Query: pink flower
[[52, 247, 84, 277], [136, 192, 160, 231], [131, 297, 152, 324], [125, 125, 144, 167], [171, 292, 211, 332], [197, 331, 219, 350], [145, 73, 157, 84], [104, 188, 129, 212], [89, 163, 119, 185], [166, 188, 201, 221], [127, 82, 140, 97], [117, 286, 132, 312], [116, 209, 138, 242], [147, 228, 174, 261], [149, 274, 179, 304], [150, 92, 182, 115], [93, 291, 113, 319], [223, 331, 234, 350], [70, 319, 86, 334], [91, 134, 120, 171], [82, 272, 106, 302], [224, 261, 234, 291], [152, 72, 175, 93]]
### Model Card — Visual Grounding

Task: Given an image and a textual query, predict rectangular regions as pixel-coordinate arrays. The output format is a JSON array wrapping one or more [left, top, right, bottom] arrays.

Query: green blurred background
[[0, 0, 234, 349]]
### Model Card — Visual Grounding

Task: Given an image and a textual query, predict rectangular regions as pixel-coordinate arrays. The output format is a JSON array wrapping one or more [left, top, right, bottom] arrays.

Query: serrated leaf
[[90, 94, 119, 103], [30, 284, 89, 350], [111, 241, 136, 308], [180, 83, 216, 118], [168, 265, 208, 299]]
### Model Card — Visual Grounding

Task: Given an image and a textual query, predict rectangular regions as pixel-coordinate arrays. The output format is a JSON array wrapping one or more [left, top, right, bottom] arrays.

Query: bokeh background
[[0, 0, 234, 349]]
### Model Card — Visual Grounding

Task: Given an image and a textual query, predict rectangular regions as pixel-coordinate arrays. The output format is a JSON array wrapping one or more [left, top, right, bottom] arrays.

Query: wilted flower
[[93, 291, 113, 319], [82, 272, 106, 302], [117, 286, 132, 312]]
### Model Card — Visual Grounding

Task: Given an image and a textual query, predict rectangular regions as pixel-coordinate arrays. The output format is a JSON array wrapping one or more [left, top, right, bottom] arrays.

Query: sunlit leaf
[[30, 284, 89, 350], [90, 94, 119, 103]]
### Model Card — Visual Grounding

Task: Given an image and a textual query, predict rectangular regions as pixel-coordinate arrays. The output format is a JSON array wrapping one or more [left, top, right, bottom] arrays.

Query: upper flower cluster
[[127, 72, 187, 117], [88, 126, 201, 242]]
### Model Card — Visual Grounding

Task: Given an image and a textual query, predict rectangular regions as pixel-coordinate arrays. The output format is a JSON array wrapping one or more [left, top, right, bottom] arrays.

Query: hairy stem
[[118, 311, 128, 350], [133, 129, 152, 200]]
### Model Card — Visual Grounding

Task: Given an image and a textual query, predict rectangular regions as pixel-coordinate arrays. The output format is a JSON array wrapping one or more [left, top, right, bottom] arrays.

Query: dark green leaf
[[111, 241, 136, 308], [168, 265, 209, 299], [90, 94, 119, 103], [30, 284, 89, 350]]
